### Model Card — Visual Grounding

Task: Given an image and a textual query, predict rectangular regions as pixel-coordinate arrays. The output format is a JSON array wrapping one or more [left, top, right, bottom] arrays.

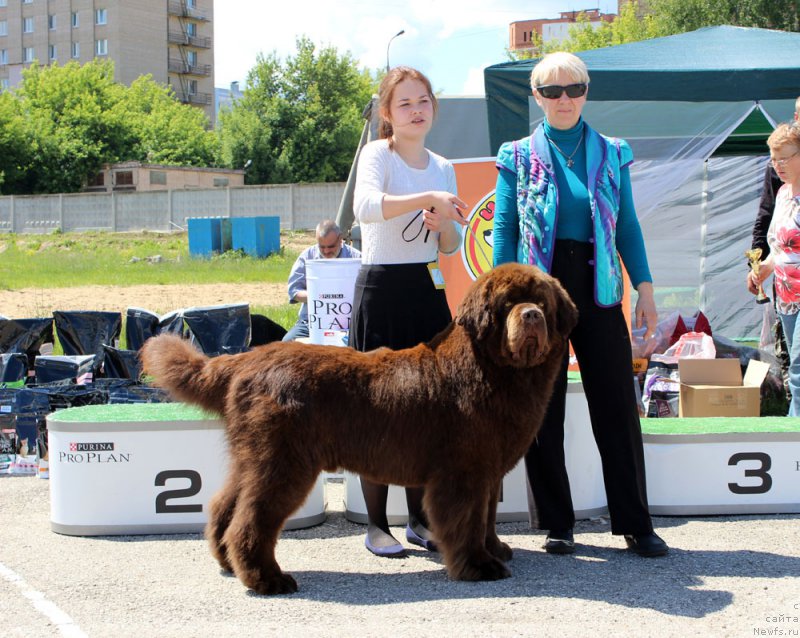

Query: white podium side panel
[[644, 433, 800, 515], [48, 419, 326, 536], [343, 462, 529, 525]]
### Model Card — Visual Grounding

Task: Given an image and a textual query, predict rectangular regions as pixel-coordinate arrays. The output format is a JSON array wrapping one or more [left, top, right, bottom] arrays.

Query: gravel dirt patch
[[0, 282, 288, 318]]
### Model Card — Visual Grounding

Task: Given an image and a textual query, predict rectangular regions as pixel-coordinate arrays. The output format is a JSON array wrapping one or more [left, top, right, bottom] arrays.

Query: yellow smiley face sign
[[460, 190, 496, 281]]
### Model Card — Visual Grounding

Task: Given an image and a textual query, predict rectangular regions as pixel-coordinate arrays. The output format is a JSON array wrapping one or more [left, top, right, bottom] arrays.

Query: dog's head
[[455, 263, 578, 368]]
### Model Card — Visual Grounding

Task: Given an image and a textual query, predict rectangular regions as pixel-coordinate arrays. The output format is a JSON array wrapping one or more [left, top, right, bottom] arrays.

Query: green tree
[[0, 60, 219, 195], [509, 3, 662, 58], [0, 91, 33, 192], [11, 60, 128, 193], [217, 37, 377, 184], [507, 0, 798, 60], [116, 76, 219, 167], [649, 0, 800, 34]]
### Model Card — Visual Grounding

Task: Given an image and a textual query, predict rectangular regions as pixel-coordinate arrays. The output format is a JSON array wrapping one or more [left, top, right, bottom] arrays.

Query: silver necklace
[[546, 130, 584, 168]]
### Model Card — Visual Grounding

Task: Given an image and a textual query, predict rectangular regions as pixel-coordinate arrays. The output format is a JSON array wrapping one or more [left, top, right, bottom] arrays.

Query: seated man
[[283, 220, 361, 341]]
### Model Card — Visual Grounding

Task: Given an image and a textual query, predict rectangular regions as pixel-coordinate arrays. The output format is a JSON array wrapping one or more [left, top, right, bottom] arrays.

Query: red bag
[[669, 311, 712, 346]]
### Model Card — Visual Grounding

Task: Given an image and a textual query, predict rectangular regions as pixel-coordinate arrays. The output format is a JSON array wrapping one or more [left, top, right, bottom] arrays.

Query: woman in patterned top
[[493, 51, 668, 558], [749, 122, 800, 415]]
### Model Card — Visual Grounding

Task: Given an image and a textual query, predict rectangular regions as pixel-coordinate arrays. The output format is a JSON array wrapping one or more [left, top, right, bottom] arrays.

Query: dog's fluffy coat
[[141, 263, 578, 595]]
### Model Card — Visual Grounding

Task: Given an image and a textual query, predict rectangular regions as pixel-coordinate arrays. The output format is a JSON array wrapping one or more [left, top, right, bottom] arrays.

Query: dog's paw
[[451, 554, 512, 582], [246, 571, 299, 596], [485, 536, 513, 562]]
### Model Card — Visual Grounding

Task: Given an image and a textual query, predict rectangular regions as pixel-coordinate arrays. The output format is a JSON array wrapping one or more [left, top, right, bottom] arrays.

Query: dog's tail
[[140, 333, 232, 415]]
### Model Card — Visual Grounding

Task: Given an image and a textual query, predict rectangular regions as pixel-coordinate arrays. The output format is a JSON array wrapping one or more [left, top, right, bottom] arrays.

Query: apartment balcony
[[168, 59, 212, 76], [167, 1, 209, 21], [174, 90, 212, 106], [168, 31, 212, 48]]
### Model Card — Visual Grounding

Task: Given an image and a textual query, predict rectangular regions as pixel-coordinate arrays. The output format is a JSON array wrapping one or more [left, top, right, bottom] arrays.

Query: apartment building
[[509, 7, 616, 52], [0, 0, 215, 123]]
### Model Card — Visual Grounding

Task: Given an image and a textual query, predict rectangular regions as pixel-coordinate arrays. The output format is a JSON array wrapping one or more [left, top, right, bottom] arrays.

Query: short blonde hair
[[530, 52, 590, 89], [767, 122, 800, 153], [795, 95, 800, 118]]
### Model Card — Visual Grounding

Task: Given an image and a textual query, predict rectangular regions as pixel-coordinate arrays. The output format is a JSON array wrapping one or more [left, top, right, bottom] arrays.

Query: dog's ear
[[455, 274, 496, 340]]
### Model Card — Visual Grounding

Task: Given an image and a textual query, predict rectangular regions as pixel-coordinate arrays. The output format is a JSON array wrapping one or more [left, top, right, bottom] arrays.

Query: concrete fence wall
[[0, 183, 347, 234]]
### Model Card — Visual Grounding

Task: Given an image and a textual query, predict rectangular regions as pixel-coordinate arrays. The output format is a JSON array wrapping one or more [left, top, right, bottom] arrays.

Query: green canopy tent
[[483, 26, 800, 340]]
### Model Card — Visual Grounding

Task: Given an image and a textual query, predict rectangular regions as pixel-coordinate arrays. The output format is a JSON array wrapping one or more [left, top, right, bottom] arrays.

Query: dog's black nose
[[521, 307, 543, 324]]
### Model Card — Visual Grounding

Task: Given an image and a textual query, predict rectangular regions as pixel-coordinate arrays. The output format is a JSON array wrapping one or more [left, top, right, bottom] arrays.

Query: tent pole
[[699, 159, 709, 314]]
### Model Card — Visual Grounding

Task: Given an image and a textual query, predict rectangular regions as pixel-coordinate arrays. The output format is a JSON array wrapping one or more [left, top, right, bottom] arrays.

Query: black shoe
[[544, 528, 575, 554], [624, 532, 669, 557]]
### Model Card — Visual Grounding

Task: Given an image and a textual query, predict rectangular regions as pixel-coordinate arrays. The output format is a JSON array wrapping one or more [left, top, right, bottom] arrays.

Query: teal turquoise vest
[[500, 122, 632, 307]]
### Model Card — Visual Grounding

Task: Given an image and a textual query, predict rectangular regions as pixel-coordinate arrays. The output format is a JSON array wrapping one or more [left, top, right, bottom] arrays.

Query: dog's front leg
[[484, 478, 512, 562], [425, 477, 512, 582]]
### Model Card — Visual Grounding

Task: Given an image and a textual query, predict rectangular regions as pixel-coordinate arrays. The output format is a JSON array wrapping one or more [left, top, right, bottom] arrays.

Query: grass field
[[0, 230, 310, 288], [0, 229, 315, 350]]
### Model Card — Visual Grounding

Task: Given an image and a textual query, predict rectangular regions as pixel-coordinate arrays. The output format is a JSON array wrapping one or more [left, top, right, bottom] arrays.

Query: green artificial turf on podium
[[49, 402, 800, 436], [48, 402, 216, 423], [641, 416, 800, 434]]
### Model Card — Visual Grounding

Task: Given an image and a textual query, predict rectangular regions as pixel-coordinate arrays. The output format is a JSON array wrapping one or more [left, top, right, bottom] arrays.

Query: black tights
[[360, 478, 431, 542]]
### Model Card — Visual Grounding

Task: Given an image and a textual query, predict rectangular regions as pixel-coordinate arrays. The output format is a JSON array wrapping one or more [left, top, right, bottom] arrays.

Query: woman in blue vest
[[493, 51, 668, 557]]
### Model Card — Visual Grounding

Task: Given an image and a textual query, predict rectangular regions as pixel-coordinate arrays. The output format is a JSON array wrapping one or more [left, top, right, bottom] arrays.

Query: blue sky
[[214, 0, 618, 96]]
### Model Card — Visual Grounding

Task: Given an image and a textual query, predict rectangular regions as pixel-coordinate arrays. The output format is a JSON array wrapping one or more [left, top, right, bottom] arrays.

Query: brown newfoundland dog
[[141, 263, 577, 595]]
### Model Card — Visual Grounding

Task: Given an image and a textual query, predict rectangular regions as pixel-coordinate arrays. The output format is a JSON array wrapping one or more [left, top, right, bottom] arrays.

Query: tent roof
[[484, 26, 800, 153], [426, 97, 491, 160]]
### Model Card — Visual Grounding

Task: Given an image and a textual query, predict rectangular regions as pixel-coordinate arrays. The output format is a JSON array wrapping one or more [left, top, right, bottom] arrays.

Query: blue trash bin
[[231, 216, 280, 258], [187, 218, 232, 258]]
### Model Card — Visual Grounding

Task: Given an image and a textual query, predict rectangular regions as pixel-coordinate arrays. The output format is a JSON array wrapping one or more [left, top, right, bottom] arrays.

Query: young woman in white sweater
[[352, 66, 467, 557]]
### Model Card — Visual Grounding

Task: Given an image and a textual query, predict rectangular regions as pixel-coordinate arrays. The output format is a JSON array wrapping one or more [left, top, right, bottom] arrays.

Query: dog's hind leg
[[425, 476, 512, 582], [206, 471, 240, 573], [484, 478, 512, 562], [222, 459, 318, 595]]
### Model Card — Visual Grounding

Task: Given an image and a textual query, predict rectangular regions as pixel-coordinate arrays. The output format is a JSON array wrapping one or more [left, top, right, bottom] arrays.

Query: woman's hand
[[634, 282, 658, 340], [422, 191, 468, 232], [747, 257, 774, 294]]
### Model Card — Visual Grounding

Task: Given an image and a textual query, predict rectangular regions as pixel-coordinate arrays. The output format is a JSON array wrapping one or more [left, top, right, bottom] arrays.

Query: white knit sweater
[[353, 139, 460, 265]]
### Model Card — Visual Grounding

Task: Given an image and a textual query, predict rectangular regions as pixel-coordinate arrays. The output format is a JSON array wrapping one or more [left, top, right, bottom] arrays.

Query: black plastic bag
[[53, 311, 122, 362], [26, 383, 108, 411], [183, 303, 251, 357], [102, 345, 142, 380], [34, 355, 97, 385], [250, 313, 288, 346], [0, 317, 54, 368], [91, 378, 172, 404], [0, 353, 28, 385], [125, 308, 184, 351]]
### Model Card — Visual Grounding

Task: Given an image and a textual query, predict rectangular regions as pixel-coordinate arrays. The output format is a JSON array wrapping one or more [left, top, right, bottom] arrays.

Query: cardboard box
[[678, 358, 771, 418]]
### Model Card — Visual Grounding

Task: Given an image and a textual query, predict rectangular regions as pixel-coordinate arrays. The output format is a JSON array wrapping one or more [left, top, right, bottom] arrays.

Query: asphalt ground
[[0, 475, 798, 638]]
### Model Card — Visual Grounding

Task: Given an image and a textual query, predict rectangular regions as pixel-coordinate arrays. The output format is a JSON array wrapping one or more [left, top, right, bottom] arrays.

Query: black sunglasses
[[535, 83, 588, 99]]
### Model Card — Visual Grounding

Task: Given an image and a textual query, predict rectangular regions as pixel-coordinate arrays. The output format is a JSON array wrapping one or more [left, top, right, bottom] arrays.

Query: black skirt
[[350, 263, 452, 352]]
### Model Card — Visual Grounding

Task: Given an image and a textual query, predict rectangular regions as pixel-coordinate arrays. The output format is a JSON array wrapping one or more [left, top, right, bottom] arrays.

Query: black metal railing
[[167, 1, 209, 21], [168, 59, 212, 76], [167, 31, 211, 48]]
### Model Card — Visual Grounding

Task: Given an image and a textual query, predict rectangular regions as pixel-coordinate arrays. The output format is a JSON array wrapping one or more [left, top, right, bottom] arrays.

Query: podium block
[[48, 404, 326, 536], [642, 418, 800, 515]]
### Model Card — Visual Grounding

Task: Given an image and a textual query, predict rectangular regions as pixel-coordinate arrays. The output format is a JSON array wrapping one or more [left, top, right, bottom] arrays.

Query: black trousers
[[525, 240, 653, 536]]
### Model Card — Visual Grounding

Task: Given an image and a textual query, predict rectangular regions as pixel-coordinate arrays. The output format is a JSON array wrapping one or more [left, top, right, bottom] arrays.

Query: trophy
[[745, 248, 770, 305]]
